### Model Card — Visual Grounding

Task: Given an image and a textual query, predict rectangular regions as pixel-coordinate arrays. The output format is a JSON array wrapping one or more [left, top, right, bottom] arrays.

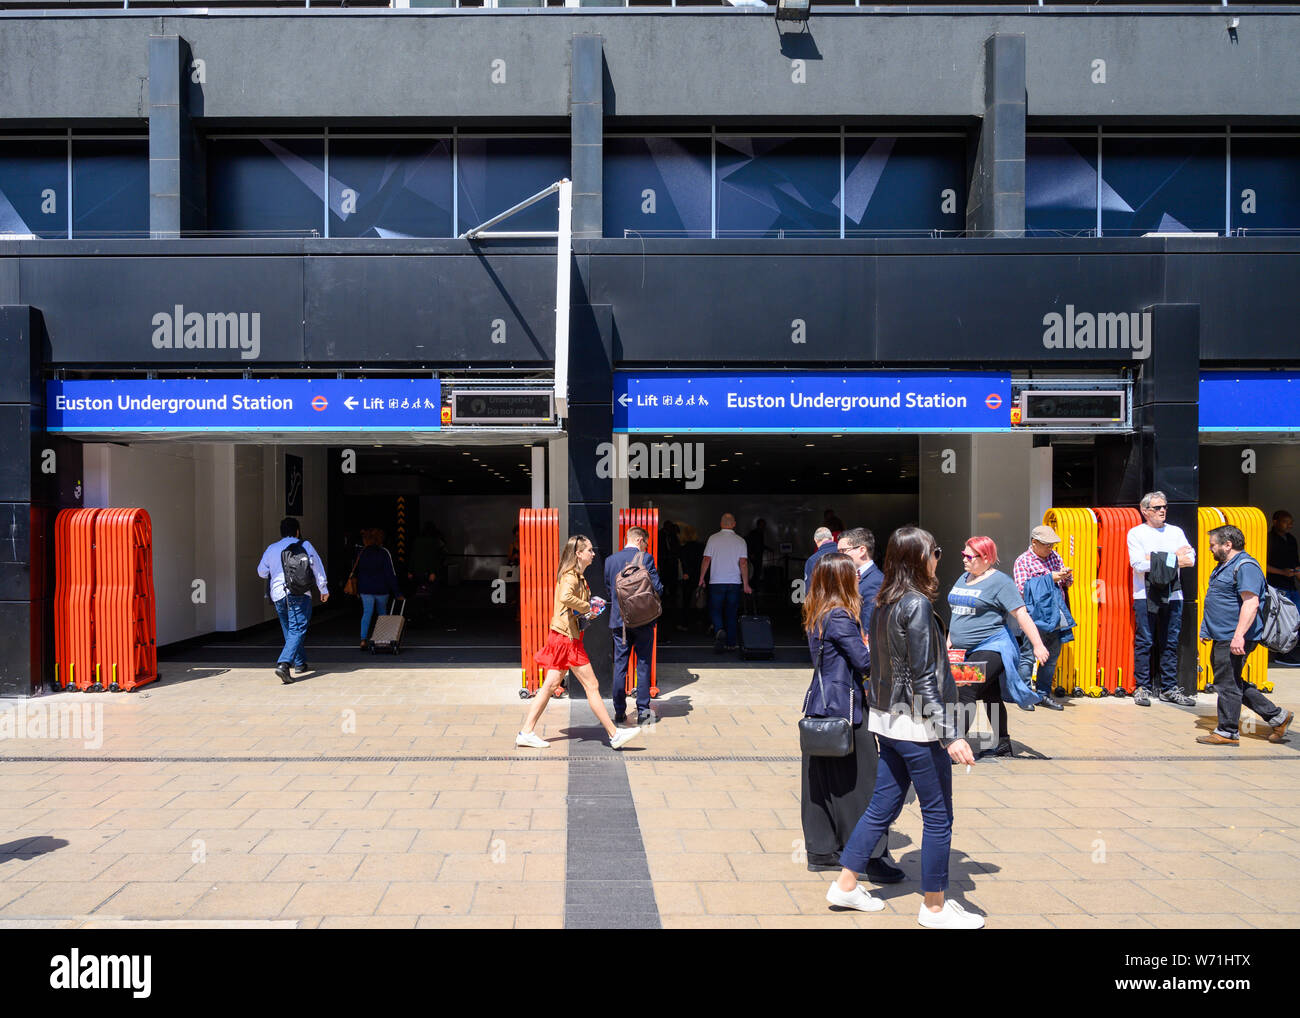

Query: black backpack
[[281, 541, 315, 596]]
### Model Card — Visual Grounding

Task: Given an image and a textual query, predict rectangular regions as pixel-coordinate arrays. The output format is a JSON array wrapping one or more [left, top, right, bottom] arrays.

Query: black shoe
[[806, 853, 841, 872], [993, 739, 1014, 757], [1017, 702, 1035, 712], [1037, 696, 1064, 711], [637, 711, 656, 726], [275, 664, 293, 685], [614, 711, 627, 724], [294, 664, 309, 675], [1133, 687, 1151, 707], [865, 857, 906, 884]]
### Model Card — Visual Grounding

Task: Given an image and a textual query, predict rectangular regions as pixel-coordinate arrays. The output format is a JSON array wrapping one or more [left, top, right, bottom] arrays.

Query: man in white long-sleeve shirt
[[257, 517, 329, 684], [1126, 491, 1196, 707]]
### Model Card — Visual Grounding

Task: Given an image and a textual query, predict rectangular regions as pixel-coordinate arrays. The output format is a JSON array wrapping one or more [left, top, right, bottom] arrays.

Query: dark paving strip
[[563, 699, 661, 930], [0, 753, 1295, 765]]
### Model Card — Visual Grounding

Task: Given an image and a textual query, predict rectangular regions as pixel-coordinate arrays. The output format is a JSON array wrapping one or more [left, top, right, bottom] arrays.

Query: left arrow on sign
[[344, 397, 358, 410], [617, 394, 631, 407]]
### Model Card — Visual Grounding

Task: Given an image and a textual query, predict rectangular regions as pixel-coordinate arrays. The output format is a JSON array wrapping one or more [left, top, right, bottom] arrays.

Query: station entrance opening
[[46, 376, 563, 674]]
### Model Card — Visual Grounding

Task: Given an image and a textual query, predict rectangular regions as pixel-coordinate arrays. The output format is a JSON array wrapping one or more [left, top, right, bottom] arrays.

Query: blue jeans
[[841, 736, 953, 894], [360, 594, 387, 640], [274, 594, 312, 667], [1134, 600, 1182, 693], [709, 583, 741, 645], [612, 623, 655, 715], [1036, 630, 1064, 695]]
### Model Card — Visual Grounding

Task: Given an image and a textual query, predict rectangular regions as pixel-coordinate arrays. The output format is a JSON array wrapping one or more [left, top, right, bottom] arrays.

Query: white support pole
[[531, 445, 545, 509], [554, 178, 573, 420]]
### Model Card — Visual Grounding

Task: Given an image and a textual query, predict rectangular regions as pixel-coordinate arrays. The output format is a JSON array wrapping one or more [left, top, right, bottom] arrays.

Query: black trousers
[[801, 723, 887, 865], [956, 650, 1010, 744], [1211, 639, 1284, 739]]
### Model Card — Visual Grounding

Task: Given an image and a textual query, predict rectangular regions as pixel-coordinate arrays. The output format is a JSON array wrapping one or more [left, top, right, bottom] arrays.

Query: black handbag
[[798, 636, 854, 758]]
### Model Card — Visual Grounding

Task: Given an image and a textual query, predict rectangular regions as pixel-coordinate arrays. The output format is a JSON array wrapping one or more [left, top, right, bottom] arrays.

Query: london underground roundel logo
[[312, 395, 328, 412], [985, 393, 1002, 411]]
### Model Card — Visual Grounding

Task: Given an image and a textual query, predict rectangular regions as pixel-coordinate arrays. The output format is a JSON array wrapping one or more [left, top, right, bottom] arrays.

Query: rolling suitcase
[[738, 596, 774, 660], [370, 598, 407, 655]]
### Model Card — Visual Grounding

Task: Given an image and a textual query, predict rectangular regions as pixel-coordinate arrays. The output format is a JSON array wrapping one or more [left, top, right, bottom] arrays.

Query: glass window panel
[[328, 138, 453, 238], [1026, 136, 1098, 237], [72, 139, 148, 239], [716, 136, 840, 238], [603, 137, 712, 238], [208, 138, 325, 238], [842, 136, 965, 237], [1100, 136, 1225, 236], [0, 140, 67, 239], [456, 137, 569, 235], [1231, 136, 1300, 236]]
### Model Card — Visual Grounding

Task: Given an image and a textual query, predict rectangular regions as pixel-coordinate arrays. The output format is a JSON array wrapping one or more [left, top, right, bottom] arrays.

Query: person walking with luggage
[[828, 527, 983, 929], [1197, 524, 1295, 746], [517, 535, 641, 750], [605, 526, 664, 726], [947, 537, 1050, 757], [353, 528, 401, 650], [800, 553, 896, 881], [1011, 525, 1074, 709], [699, 513, 751, 652], [257, 517, 329, 684], [1127, 491, 1197, 707]]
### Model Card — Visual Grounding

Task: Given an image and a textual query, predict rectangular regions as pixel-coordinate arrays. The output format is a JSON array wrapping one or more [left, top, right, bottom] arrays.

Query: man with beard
[[1197, 524, 1294, 746]]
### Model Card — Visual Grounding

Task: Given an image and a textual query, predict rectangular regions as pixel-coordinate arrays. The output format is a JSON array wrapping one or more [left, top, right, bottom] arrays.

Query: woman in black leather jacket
[[826, 527, 984, 930], [800, 553, 892, 888]]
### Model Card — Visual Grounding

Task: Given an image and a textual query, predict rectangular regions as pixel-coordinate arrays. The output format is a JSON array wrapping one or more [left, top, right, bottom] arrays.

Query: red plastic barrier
[[1094, 507, 1140, 695], [518, 509, 560, 699], [54, 507, 157, 693], [617, 508, 660, 699]]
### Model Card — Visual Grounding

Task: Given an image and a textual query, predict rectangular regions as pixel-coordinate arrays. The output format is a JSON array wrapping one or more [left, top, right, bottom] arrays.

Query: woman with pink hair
[[947, 536, 1050, 758]]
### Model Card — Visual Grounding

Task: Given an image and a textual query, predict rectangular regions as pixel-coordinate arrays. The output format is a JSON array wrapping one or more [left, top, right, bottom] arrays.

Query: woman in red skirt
[[516, 535, 642, 750]]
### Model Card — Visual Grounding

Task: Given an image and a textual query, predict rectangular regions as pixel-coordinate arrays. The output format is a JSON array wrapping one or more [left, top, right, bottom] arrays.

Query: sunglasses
[[1148, 505, 1168, 512], [933, 547, 943, 560], [961, 552, 979, 561]]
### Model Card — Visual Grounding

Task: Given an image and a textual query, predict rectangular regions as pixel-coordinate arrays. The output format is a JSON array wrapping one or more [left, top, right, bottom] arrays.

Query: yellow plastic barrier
[[1196, 508, 1227, 691], [1217, 507, 1273, 693], [1043, 508, 1102, 696]]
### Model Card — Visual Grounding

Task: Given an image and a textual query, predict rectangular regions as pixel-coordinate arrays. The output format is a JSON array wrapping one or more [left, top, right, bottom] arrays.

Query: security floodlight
[[775, 0, 810, 22]]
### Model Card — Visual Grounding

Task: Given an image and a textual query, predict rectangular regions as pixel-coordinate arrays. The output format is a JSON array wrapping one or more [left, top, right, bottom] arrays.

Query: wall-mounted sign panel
[[46, 379, 442, 433], [613, 372, 1012, 433], [451, 390, 554, 425], [1199, 372, 1300, 432]]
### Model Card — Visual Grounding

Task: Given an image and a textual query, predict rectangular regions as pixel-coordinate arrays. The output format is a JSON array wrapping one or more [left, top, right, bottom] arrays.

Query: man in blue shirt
[[837, 527, 884, 631], [803, 527, 838, 591], [1197, 525, 1293, 745], [257, 517, 329, 684], [605, 526, 664, 725]]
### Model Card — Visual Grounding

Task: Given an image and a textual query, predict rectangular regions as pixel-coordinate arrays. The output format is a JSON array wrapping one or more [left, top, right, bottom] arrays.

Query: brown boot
[[1196, 732, 1239, 746], [1270, 710, 1294, 743]]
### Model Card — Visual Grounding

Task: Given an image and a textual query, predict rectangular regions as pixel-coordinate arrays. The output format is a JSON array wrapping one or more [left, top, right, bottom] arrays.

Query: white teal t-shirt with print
[[947, 569, 1024, 650]]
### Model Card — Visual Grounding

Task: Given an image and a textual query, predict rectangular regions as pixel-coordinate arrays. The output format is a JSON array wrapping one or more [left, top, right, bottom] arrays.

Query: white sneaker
[[826, 883, 885, 913], [918, 900, 985, 929], [610, 726, 641, 750], [515, 731, 549, 749]]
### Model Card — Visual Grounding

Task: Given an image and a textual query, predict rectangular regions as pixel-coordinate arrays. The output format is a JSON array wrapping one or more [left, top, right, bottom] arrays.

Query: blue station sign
[[614, 372, 1013, 433], [1199, 372, 1300, 432], [46, 379, 443, 433]]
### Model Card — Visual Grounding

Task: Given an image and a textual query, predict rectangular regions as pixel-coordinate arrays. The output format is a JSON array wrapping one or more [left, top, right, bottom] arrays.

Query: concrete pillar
[[149, 35, 206, 239], [967, 34, 1026, 238], [570, 35, 603, 241], [1028, 439, 1054, 528]]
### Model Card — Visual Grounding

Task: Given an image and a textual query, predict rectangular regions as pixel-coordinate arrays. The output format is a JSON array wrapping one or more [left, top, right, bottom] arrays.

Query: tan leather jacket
[[549, 570, 592, 639]]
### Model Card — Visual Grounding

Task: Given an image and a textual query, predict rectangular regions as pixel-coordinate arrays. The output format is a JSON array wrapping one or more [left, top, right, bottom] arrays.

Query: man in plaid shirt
[[1011, 525, 1074, 709]]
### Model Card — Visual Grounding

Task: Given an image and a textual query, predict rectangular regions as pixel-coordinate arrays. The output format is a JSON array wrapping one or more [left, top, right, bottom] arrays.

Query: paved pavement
[[0, 658, 1296, 929]]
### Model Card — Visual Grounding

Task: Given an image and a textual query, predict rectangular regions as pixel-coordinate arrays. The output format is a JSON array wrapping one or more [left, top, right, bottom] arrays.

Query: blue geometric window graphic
[[328, 138, 453, 239], [0, 141, 68, 239], [1231, 136, 1300, 236], [1100, 136, 1226, 236], [715, 136, 841, 238], [208, 138, 326, 238], [456, 137, 569, 236], [1027, 136, 1098, 237], [604, 137, 712, 238], [72, 140, 148, 239], [843, 136, 965, 237]]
